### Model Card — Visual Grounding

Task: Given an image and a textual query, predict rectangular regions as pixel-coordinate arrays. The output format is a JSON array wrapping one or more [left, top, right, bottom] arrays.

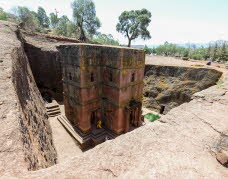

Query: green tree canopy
[[71, 0, 101, 41], [143, 45, 152, 54], [12, 6, 38, 30], [94, 33, 120, 46], [153, 40, 228, 61], [50, 12, 59, 28], [37, 6, 50, 28], [116, 9, 152, 47], [0, 7, 8, 21], [56, 15, 69, 36]]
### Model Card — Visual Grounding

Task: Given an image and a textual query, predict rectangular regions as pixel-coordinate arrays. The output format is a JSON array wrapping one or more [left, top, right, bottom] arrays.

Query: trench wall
[[24, 43, 63, 101], [11, 31, 57, 170], [143, 65, 222, 114]]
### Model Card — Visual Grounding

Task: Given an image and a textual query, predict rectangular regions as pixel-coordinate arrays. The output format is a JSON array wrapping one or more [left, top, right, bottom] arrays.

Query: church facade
[[58, 44, 145, 134]]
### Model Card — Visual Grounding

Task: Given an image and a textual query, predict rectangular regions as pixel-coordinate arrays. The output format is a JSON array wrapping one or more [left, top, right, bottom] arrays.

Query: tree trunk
[[128, 39, 132, 47], [79, 25, 86, 42]]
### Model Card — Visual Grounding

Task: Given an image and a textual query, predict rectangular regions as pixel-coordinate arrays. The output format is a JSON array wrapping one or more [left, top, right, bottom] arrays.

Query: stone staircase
[[45, 100, 61, 117], [57, 115, 118, 149]]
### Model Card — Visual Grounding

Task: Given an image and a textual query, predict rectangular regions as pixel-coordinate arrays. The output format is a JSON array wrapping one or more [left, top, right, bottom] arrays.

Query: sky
[[0, 0, 228, 45]]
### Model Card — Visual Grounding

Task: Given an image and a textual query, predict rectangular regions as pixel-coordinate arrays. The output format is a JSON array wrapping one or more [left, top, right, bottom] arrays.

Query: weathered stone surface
[[0, 21, 228, 178], [217, 150, 228, 167], [21, 78, 227, 178], [21, 31, 81, 102], [0, 20, 57, 175], [58, 44, 145, 134], [143, 65, 222, 114]]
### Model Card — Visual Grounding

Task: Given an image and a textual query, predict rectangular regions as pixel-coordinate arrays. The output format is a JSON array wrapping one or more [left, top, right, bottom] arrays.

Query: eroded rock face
[[23, 41, 63, 101], [1, 20, 228, 178], [21, 31, 81, 102], [22, 79, 228, 178], [143, 65, 222, 114], [12, 46, 57, 170], [0, 21, 57, 174]]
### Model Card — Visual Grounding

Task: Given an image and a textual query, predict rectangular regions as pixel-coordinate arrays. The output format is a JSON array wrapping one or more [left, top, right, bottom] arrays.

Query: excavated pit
[[143, 65, 222, 114], [23, 42, 63, 102], [1, 21, 227, 178], [20, 31, 223, 163], [23, 39, 223, 117]]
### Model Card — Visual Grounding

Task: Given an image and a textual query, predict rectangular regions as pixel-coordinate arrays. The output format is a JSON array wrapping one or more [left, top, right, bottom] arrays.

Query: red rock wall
[[59, 44, 145, 134], [24, 43, 63, 101], [11, 33, 57, 170]]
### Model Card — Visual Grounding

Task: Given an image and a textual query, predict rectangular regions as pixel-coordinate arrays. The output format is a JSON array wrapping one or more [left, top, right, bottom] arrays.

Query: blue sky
[[0, 0, 228, 45]]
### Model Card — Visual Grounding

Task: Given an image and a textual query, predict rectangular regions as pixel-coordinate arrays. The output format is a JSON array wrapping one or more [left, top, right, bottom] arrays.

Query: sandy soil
[[146, 55, 227, 69], [49, 104, 82, 163]]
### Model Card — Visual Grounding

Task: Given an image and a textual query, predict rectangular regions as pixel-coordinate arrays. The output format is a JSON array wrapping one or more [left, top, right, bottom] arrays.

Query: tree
[[116, 9, 152, 47], [12, 6, 38, 30], [71, 0, 101, 41], [66, 21, 80, 38], [220, 41, 228, 61], [204, 43, 212, 59], [94, 33, 120, 46], [56, 15, 69, 36], [213, 42, 219, 60], [143, 45, 152, 54], [37, 6, 50, 28], [50, 11, 59, 28], [0, 7, 8, 21]]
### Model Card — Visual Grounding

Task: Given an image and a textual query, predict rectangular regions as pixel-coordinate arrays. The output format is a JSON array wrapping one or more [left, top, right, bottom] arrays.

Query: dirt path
[[49, 116, 82, 163], [146, 55, 228, 70]]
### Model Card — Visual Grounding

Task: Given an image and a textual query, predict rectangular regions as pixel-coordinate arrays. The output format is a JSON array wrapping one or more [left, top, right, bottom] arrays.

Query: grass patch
[[216, 80, 224, 85], [144, 113, 160, 122], [0, 13, 8, 21]]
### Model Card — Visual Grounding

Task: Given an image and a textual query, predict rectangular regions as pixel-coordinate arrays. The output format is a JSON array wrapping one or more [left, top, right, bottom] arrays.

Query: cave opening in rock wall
[[160, 105, 165, 114]]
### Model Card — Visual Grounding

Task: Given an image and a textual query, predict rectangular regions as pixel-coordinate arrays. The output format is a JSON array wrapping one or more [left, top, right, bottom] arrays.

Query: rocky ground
[[27, 81, 228, 178], [49, 104, 82, 163], [0, 20, 28, 176], [143, 63, 222, 114], [0, 20, 227, 178]]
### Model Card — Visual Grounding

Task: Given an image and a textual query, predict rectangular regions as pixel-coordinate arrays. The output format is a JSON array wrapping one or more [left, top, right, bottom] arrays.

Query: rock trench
[[143, 65, 222, 114]]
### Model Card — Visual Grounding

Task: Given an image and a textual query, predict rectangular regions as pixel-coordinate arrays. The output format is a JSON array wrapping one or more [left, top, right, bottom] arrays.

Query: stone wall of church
[[59, 44, 145, 134]]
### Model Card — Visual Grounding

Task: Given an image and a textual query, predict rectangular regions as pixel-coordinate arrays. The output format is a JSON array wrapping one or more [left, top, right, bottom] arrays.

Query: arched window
[[69, 73, 72, 80], [109, 72, 113, 82], [91, 73, 94, 82], [131, 73, 135, 82]]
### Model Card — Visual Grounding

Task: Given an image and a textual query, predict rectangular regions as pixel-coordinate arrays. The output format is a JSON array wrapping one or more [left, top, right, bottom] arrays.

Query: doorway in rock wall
[[90, 109, 101, 130], [160, 105, 165, 114], [130, 110, 134, 126], [91, 111, 97, 126]]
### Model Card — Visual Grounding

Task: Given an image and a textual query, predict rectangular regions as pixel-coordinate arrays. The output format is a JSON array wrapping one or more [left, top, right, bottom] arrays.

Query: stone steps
[[46, 104, 59, 109], [45, 100, 61, 117], [57, 115, 119, 147]]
